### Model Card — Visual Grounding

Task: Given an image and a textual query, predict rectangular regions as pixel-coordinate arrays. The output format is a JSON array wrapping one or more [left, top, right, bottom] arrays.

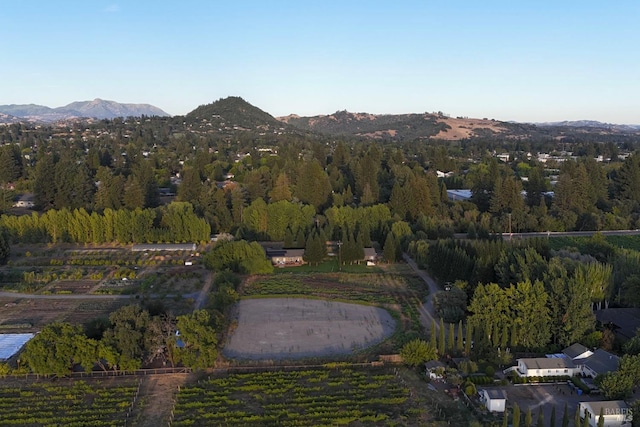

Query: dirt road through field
[[402, 253, 441, 333]]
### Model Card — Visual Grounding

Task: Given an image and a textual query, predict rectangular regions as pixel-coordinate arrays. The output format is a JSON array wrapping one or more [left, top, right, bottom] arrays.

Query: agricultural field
[[0, 378, 141, 426], [1, 243, 204, 296], [170, 367, 419, 426], [0, 297, 131, 333], [0, 244, 204, 332]]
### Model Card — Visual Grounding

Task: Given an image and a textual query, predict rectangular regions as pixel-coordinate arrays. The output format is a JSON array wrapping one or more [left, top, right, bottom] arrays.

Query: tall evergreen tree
[[0, 232, 9, 265], [524, 407, 532, 427], [438, 318, 446, 355], [512, 402, 520, 427], [430, 319, 437, 350], [33, 151, 57, 211], [448, 323, 455, 352]]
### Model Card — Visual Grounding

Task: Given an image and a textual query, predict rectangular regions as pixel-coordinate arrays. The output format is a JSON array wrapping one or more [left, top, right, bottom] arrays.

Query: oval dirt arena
[[223, 298, 396, 360]]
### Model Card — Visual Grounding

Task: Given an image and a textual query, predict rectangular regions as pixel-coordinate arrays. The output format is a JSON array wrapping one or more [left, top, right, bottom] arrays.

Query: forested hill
[[279, 110, 640, 143], [279, 110, 451, 141], [185, 97, 288, 131]]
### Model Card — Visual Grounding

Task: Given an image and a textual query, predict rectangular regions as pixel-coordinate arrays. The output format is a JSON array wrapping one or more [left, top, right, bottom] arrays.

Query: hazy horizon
[[1, 1, 638, 124]]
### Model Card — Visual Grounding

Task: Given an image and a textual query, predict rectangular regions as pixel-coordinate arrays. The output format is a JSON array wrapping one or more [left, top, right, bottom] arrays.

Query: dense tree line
[[2, 105, 640, 246], [0, 202, 210, 244], [20, 303, 218, 375]]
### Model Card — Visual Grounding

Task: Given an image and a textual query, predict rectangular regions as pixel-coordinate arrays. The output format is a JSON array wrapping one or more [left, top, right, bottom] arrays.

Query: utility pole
[[337, 240, 342, 271], [508, 212, 512, 240]]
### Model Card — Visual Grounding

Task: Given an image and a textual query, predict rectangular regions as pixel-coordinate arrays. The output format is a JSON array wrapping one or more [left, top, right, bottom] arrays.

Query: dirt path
[[402, 253, 441, 333], [0, 291, 133, 300], [136, 373, 194, 427], [194, 271, 213, 310]]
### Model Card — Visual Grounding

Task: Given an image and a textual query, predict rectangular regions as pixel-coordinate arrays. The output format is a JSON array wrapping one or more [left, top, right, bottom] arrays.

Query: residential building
[[578, 401, 630, 427], [580, 349, 620, 378], [516, 357, 578, 377], [266, 248, 305, 266]]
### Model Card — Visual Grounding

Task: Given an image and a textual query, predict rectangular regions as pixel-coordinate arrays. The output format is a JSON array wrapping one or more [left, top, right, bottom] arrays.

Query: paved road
[[402, 253, 441, 334], [453, 229, 640, 240]]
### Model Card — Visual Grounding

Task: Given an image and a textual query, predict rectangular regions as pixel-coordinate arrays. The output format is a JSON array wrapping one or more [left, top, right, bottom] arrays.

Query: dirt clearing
[[223, 298, 396, 360]]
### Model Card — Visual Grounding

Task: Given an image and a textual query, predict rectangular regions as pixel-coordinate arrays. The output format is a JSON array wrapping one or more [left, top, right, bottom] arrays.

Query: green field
[[171, 367, 413, 426]]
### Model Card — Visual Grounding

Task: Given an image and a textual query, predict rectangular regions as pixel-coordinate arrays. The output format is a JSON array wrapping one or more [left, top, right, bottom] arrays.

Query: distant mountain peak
[[0, 99, 170, 122]]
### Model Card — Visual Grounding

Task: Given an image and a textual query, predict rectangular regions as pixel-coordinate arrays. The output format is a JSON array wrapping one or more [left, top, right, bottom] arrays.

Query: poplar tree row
[[0, 202, 210, 244]]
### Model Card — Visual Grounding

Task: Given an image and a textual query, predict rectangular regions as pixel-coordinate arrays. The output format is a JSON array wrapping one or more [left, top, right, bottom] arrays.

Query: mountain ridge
[[0, 99, 170, 122]]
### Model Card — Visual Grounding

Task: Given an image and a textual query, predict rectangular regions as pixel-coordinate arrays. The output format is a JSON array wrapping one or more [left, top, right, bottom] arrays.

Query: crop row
[[0, 380, 138, 426], [171, 368, 410, 426]]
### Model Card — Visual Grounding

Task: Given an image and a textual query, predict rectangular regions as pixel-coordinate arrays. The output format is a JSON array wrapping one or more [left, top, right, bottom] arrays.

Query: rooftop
[[0, 333, 35, 361], [481, 388, 507, 400], [563, 343, 592, 360], [595, 308, 640, 340], [519, 357, 576, 370], [583, 349, 619, 375]]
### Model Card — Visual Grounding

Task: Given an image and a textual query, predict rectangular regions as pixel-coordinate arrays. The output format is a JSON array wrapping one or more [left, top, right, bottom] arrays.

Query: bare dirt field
[[223, 298, 396, 360], [434, 117, 507, 140]]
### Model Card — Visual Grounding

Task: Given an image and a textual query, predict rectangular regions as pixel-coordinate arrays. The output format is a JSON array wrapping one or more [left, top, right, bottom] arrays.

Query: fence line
[[1, 360, 394, 380], [1, 366, 192, 380]]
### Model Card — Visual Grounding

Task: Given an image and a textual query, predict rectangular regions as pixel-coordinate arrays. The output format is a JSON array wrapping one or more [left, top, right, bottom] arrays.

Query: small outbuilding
[[266, 248, 305, 266], [131, 243, 197, 252], [479, 388, 507, 413], [578, 400, 631, 427]]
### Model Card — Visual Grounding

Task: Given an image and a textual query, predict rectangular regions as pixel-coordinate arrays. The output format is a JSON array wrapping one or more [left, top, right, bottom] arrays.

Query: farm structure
[[0, 333, 34, 361], [131, 243, 196, 252]]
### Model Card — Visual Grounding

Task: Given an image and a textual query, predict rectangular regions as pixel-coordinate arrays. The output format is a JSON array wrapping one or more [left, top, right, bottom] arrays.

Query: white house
[[578, 401, 631, 427], [479, 389, 507, 412], [516, 357, 578, 377]]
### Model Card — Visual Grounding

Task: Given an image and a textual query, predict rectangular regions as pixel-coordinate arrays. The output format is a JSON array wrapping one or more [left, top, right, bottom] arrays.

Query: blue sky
[[1, 1, 639, 123]]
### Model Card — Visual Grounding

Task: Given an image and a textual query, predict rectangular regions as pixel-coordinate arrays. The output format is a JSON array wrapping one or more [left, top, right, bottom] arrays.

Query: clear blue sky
[[1, 1, 639, 123]]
